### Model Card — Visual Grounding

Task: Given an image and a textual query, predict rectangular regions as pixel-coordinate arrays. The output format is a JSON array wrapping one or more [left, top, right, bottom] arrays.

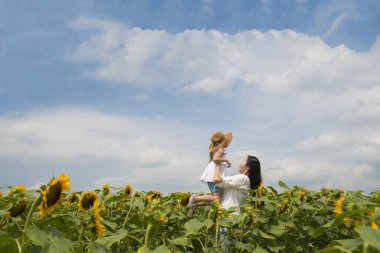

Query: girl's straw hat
[[208, 131, 233, 152]]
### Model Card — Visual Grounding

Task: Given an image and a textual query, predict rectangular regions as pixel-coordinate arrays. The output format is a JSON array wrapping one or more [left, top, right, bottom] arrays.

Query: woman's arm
[[217, 175, 249, 190]]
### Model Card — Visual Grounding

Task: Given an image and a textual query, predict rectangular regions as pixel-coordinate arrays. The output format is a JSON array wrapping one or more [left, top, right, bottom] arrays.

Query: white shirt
[[216, 174, 250, 212], [200, 161, 228, 183]]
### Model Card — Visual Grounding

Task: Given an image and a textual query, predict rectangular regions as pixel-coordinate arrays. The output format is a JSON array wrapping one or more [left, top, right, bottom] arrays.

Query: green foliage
[[0, 181, 379, 252]]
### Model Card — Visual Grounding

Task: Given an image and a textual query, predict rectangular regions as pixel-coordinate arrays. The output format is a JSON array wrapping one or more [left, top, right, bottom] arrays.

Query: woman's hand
[[226, 160, 232, 167], [214, 177, 223, 184]]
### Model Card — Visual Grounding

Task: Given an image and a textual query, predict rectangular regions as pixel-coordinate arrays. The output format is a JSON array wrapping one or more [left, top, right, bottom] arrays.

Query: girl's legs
[[194, 191, 220, 202]]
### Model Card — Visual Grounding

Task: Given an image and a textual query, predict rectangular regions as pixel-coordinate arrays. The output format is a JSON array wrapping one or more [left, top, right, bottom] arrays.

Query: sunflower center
[[10, 199, 28, 217], [46, 182, 62, 207], [82, 194, 96, 209]]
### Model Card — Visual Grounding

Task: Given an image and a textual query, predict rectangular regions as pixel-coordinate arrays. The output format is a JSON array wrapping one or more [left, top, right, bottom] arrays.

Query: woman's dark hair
[[246, 155, 262, 190]]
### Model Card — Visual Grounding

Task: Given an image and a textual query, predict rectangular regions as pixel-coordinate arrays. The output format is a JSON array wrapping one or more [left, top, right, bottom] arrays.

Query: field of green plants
[[0, 173, 379, 253]]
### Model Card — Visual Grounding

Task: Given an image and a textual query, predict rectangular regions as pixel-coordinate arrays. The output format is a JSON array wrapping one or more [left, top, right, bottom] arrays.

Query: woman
[[214, 155, 262, 211]]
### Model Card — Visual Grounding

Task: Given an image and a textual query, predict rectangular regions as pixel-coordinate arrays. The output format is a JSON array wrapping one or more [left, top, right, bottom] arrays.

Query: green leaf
[[278, 181, 289, 189], [137, 246, 152, 253], [358, 226, 380, 248], [97, 229, 130, 248], [137, 245, 171, 253], [170, 237, 190, 247], [152, 245, 171, 252], [302, 204, 317, 211], [253, 245, 270, 253], [329, 239, 363, 251], [184, 219, 204, 235], [267, 225, 286, 236], [0, 235, 19, 253], [267, 244, 286, 253], [318, 247, 348, 253], [257, 229, 275, 240], [203, 218, 214, 229], [88, 242, 112, 253], [26, 225, 73, 253], [234, 241, 254, 251]]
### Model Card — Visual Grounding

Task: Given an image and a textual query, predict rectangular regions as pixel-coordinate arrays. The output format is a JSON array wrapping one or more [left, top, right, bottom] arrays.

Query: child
[[188, 131, 232, 205]]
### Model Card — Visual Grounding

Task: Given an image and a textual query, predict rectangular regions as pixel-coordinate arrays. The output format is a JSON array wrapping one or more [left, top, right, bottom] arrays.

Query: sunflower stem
[[144, 223, 154, 248], [20, 195, 41, 253], [123, 199, 136, 228], [77, 225, 85, 253], [215, 221, 220, 249]]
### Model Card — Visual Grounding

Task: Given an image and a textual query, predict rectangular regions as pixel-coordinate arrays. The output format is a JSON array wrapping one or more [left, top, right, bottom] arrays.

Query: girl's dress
[[200, 161, 228, 184]]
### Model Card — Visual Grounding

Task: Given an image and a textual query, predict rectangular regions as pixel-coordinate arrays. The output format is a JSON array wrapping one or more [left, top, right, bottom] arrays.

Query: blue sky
[[1, 0, 379, 193]]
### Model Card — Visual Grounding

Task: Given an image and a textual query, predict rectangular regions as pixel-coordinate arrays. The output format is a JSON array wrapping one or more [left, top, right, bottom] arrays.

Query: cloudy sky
[[1, 0, 379, 194]]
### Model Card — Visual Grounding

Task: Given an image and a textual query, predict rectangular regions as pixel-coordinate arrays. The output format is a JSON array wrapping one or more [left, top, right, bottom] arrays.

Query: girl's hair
[[209, 151, 214, 162], [246, 155, 262, 190]]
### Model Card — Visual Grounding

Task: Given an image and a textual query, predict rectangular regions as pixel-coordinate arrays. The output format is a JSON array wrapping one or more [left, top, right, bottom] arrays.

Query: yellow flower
[[68, 192, 78, 203], [7, 185, 27, 196], [299, 191, 306, 201], [180, 193, 191, 207], [102, 184, 111, 197], [334, 196, 345, 215], [9, 199, 28, 217], [354, 220, 363, 229], [78, 191, 98, 211], [258, 183, 264, 197], [123, 184, 133, 199], [343, 218, 351, 225], [146, 191, 161, 204], [159, 214, 168, 223], [93, 200, 104, 239], [372, 221, 379, 230], [215, 199, 223, 219], [0, 192, 4, 198], [40, 174, 71, 218]]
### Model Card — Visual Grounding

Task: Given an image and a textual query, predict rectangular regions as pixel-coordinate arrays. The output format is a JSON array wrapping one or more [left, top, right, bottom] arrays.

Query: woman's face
[[239, 159, 248, 174]]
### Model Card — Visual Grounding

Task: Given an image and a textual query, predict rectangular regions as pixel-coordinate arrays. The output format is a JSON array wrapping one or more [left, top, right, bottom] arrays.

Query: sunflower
[[343, 218, 351, 225], [78, 191, 98, 211], [123, 184, 133, 198], [0, 192, 4, 198], [9, 199, 28, 217], [152, 191, 161, 203], [145, 191, 160, 205], [102, 184, 111, 197], [372, 221, 379, 230], [93, 200, 105, 239], [159, 214, 168, 223], [180, 193, 191, 207], [216, 200, 223, 219], [334, 195, 345, 215], [258, 183, 264, 197], [68, 192, 78, 203], [7, 185, 27, 196], [299, 191, 306, 201], [39, 173, 71, 218]]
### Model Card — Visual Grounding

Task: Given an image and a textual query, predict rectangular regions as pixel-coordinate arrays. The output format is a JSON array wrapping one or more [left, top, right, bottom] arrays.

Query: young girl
[[188, 131, 232, 205]]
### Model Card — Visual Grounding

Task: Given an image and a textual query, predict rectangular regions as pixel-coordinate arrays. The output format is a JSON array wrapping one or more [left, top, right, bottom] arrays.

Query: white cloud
[[70, 16, 380, 94], [323, 13, 346, 38], [265, 158, 377, 191], [297, 131, 348, 150], [0, 106, 379, 193], [0, 108, 209, 192], [353, 144, 380, 162]]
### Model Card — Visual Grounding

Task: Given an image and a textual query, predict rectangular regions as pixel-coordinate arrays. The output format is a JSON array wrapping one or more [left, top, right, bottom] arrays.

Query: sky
[[1, 0, 380, 194]]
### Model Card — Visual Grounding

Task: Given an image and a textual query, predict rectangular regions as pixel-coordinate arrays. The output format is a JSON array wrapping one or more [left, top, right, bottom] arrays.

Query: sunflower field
[[0, 174, 379, 253]]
